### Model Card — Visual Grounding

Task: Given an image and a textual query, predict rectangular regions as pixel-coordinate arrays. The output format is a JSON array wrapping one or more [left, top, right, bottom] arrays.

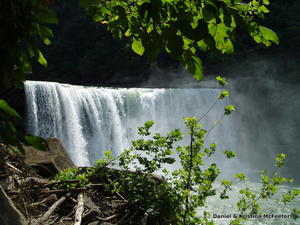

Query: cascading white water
[[24, 80, 300, 225], [25, 81, 234, 167]]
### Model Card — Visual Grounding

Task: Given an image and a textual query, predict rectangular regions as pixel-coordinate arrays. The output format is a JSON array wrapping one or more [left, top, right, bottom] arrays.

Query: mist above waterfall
[[148, 52, 299, 166], [231, 77, 300, 181], [135, 55, 300, 181]]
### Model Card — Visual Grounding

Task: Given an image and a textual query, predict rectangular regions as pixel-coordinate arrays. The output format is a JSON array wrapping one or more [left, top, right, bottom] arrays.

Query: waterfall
[[25, 81, 234, 167], [24, 80, 300, 225]]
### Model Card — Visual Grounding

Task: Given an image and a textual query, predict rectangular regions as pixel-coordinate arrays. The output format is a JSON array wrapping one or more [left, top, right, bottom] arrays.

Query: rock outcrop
[[24, 138, 74, 177]]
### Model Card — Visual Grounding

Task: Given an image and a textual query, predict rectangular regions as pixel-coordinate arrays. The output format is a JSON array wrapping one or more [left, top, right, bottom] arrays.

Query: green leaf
[[43, 38, 51, 45], [218, 90, 229, 99], [292, 208, 300, 220], [263, 0, 270, 5], [105, 150, 113, 159], [39, 25, 54, 38], [224, 150, 236, 159], [25, 135, 49, 151], [259, 26, 279, 45], [192, 56, 204, 80], [221, 179, 232, 186], [37, 50, 47, 67], [0, 100, 20, 118], [293, 189, 300, 196], [234, 173, 247, 181], [197, 40, 208, 51], [216, 76, 227, 86], [132, 38, 145, 56], [259, 5, 270, 13], [224, 105, 235, 115], [275, 153, 286, 168]]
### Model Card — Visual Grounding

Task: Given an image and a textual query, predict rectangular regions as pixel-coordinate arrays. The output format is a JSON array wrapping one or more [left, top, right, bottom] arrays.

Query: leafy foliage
[[52, 77, 298, 224], [0, 99, 49, 153], [31, 0, 151, 86], [228, 153, 300, 224], [65, 117, 298, 225], [0, 0, 57, 89], [0, 1, 55, 153], [81, 0, 279, 80], [53, 167, 90, 189]]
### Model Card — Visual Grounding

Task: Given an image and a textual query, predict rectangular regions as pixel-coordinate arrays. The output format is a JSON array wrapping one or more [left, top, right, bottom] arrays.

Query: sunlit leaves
[[220, 179, 232, 199], [81, 0, 277, 80], [218, 90, 229, 99], [39, 25, 54, 45], [234, 173, 247, 181], [275, 153, 286, 168], [53, 167, 90, 189], [292, 209, 300, 220], [224, 150, 236, 159], [191, 56, 204, 80], [231, 155, 298, 224], [132, 38, 145, 56], [216, 76, 227, 86], [259, 26, 279, 44], [37, 50, 47, 67], [224, 105, 235, 115]]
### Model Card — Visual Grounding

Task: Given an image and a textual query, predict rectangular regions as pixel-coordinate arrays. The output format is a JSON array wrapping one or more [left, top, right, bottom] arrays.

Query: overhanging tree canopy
[[0, 0, 57, 89], [0, 0, 279, 88], [81, 0, 279, 80]]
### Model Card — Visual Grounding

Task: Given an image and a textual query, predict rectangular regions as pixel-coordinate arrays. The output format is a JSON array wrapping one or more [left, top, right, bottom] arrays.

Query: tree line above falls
[[29, 0, 300, 87]]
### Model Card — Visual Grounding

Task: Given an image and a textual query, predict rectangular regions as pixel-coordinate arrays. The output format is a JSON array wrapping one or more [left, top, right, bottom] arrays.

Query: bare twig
[[44, 179, 80, 188], [204, 115, 225, 140], [6, 162, 22, 174], [97, 213, 120, 222], [48, 215, 59, 225], [22, 197, 29, 220], [28, 194, 57, 208], [40, 188, 88, 194], [8, 187, 89, 195], [198, 99, 218, 122], [59, 206, 76, 223], [115, 191, 128, 202], [33, 193, 70, 225]]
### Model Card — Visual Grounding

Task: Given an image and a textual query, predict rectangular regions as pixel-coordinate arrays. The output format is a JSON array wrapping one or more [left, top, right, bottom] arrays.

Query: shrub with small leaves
[[53, 167, 90, 189]]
